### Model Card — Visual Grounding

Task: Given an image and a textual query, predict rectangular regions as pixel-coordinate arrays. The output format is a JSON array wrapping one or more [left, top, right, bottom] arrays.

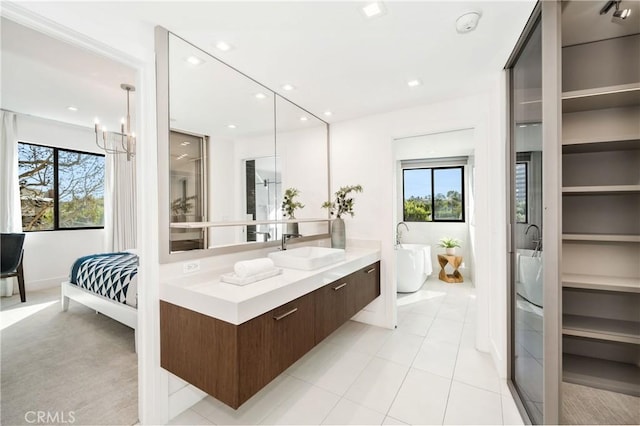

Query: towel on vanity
[[234, 258, 276, 278]]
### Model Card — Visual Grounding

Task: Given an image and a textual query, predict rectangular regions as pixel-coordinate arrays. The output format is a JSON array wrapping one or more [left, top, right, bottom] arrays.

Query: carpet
[[1, 287, 138, 425]]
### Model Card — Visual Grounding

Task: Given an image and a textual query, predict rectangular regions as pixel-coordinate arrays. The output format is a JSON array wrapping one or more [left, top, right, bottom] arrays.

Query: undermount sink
[[268, 247, 346, 270]]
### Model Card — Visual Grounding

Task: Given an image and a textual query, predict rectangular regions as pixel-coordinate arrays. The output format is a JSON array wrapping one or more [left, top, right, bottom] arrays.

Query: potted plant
[[439, 237, 461, 255], [322, 184, 363, 249], [281, 188, 304, 234]]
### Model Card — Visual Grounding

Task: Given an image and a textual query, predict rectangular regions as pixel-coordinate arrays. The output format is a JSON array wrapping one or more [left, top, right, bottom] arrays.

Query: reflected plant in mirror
[[281, 188, 304, 219]]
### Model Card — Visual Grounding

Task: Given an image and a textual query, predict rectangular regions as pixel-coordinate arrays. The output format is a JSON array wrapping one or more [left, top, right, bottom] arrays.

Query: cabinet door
[[238, 292, 314, 405], [355, 261, 381, 312], [314, 276, 355, 343]]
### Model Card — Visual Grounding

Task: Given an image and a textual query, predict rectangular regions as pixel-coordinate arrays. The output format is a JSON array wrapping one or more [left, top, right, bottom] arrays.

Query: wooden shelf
[[563, 234, 640, 243], [562, 185, 640, 195], [563, 353, 640, 397], [563, 314, 640, 345], [562, 274, 640, 293], [562, 83, 640, 113], [170, 218, 331, 229], [562, 138, 640, 153]]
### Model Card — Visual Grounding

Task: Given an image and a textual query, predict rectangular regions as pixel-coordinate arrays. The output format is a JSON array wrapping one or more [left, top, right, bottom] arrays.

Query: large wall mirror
[[156, 27, 330, 262]]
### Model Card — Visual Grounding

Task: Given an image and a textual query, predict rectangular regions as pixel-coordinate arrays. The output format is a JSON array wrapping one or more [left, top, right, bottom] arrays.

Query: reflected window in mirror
[[170, 130, 207, 251], [515, 161, 528, 224]]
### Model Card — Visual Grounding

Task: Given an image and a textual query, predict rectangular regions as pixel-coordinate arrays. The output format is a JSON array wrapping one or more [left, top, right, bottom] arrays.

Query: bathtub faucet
[[396, 222, 409, 246], [525, 224, 542, 257]]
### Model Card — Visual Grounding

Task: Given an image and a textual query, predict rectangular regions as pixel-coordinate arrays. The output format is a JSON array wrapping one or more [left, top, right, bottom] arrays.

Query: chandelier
[[94, 83, 136, 161]]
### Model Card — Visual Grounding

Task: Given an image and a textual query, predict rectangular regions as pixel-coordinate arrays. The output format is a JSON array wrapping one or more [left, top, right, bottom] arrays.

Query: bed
[[61, 251, 139, 351]]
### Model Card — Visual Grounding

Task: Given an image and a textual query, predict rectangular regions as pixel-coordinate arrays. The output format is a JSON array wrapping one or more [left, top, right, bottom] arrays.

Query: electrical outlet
[[183, 260, 200, 274]]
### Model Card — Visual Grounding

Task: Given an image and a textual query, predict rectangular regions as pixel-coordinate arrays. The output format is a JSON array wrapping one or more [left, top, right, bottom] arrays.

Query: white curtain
[[1, 111, 21, 233], [105, 152, 137, 252], [1, 111, 21, 296]]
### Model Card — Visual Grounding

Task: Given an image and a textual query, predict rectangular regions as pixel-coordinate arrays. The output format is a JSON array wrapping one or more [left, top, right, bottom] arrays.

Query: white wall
[[330, 83, 508, 376], [13, 115, 106, 291]]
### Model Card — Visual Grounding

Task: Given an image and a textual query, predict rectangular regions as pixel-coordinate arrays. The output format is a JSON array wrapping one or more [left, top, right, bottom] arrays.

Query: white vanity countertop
[[159, 246, 381, 325]]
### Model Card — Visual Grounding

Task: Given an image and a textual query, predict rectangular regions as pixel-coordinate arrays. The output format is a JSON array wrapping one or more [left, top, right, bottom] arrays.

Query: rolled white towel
[[234, 258, 276, 278]]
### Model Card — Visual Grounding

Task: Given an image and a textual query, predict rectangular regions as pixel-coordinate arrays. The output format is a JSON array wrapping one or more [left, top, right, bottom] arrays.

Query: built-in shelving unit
[[562, 185, 640, 194], [563, 354, 640, 397], [562, 273, 640, 293], [563, 314, 640, 345], [560, 31, 640, 409], [562, 82, 640, 113], [562, 234, 640, 243]]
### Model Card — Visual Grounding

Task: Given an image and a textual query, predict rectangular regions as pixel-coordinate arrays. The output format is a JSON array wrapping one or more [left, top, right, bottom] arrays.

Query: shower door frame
[[505, 1, 562, 424]]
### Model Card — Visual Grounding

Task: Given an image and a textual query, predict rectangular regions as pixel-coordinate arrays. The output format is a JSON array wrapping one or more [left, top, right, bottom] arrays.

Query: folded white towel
[[234, 258, 276, 278]]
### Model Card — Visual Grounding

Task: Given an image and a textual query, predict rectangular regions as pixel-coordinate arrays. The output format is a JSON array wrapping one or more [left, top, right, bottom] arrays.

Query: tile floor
[[168, 276, 524, 425]]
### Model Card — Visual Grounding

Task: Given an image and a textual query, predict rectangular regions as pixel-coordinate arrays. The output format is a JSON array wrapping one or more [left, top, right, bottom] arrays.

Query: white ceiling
[[1, 1, 541, 127], [1, 17, 136, 130]]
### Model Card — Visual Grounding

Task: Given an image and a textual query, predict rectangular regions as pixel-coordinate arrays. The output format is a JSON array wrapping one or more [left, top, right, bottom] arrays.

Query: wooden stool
[[437, 254, 464, 283]]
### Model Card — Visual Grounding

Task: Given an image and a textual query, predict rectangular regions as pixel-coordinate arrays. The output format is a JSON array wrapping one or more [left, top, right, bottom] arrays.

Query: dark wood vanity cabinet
[[237, 293, 315, 404], [314, 261, 381, 343], [160, 260, 380, 409]]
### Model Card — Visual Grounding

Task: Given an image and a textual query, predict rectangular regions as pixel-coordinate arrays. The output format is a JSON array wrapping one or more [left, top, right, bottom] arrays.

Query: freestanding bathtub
[[516, 249, 543, 307], [396, 244, 433, 293]]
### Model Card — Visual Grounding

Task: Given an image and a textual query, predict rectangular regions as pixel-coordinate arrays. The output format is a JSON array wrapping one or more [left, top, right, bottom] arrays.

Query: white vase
[[445, 247, 456, 255], [331, 218, 346, 249]]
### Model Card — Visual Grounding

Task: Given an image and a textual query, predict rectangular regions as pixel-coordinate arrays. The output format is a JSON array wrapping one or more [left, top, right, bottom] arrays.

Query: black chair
[[1, 233, 26, 303]]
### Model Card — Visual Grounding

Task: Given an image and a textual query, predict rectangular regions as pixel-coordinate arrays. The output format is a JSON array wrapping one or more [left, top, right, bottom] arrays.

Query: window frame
[[18, 141, 106, 232], [402, 165, 465, 223], [515, 161, 529, 224]]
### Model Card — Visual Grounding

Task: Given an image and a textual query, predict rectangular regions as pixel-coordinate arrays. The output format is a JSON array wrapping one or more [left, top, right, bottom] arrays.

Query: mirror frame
[[155, 26, 331, 263]]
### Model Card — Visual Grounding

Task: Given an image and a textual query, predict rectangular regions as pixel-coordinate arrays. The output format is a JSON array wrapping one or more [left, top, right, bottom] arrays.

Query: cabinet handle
[[333, 282, 348, 291], [365, 267, 376, 274], [273, 307, 298, 321]]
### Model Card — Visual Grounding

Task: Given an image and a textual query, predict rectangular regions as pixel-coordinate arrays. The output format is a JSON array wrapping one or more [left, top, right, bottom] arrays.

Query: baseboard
[[29, 276, 66, 292], [0, 276, 61, 297], [168, 383, 207, 420]]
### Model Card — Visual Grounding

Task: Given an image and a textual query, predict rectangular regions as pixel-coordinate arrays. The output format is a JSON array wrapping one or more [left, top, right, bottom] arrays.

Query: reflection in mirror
[[170, 130, 207, 251], [169, 32, 276, 250], [161, 29, 329, 259], [244, 156, 281, 242], [275, 95, 329, 238]]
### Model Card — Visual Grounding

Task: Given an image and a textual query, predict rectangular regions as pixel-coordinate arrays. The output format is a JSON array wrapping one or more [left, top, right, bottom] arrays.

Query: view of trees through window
[[515, 162, 528, 223], [18, 142, 105, 231], [403, 166, 464, 222]]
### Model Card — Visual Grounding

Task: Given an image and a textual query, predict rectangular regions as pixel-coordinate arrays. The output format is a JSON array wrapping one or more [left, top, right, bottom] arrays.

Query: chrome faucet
[[396, 222, 409, 246], [525, 224, 542, 257], [281, 233, 302, 251]]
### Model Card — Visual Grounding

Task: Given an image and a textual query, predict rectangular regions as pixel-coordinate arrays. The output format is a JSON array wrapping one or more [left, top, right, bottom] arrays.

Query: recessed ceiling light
[[362, 2, 386, 18], [67, 106, 78, 112], [180, 141, 191, 146], [255, 92, 267, 99], [300, 116, 308, 122], [282, 84, 295, 91], [324, 111, 333, 117], [177, 153, 188, 160], [519, 124, 528, 128], [227, 124, 237, 129], [186, 55, 204, 66], [215, 41, 233, 52], [407, 79, 422, 87]]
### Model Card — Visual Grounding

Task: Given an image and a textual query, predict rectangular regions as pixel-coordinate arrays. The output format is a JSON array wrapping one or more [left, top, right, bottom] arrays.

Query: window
[[18, 142, 105, 231], [515, 162, 528, 223], [403, 166, 465, 222]]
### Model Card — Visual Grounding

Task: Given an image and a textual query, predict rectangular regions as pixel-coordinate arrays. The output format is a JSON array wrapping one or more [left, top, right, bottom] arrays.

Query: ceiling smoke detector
[[456, 11, 481, 34]]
